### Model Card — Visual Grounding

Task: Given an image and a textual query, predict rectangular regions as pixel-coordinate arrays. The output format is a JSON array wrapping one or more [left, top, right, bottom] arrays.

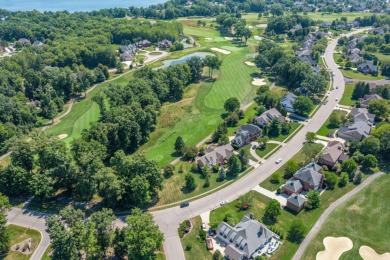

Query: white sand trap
[[316, 237, 353, 260], [245, 61, 256, 67], [58, 134, 68, 140], [252, 78, 266, 86], [224, 37, 234, 41], [211, 47, 231, 54], [359, 246, 390, 260], [205, 37, 213, 40], [248, 26, 253, 29]]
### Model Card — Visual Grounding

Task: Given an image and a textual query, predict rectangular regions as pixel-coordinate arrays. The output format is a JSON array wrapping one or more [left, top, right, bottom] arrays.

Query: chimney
[[338, 145, 341, 150], [249, 213, 254, 220]]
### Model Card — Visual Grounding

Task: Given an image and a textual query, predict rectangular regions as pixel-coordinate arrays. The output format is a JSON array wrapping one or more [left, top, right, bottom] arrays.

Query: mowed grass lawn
[[4, 225, 41, 260], [305, 12, 373, 22], [256, 143, 279, 158], [341, 69, 386, 80], [181, 216, 211, 260], [302, 174, 390, 259], [339, 83, 358, 106], [317, 110, 347, 137]]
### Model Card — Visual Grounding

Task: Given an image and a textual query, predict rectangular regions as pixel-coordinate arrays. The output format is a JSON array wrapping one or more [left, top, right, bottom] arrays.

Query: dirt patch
[[252, 78, 266, 86], [224, 37, 234, 41], [346, 204, 362, 213], [359, 246, 390, 260], [58, 134, 68, 140], [245, 61, 256, 67], [316, 237, 353, 260], [11, 238, 32, 255], [210, 47, 231, 54]]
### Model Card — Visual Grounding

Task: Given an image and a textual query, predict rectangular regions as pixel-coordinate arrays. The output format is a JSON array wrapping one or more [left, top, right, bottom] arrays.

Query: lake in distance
[[1, 0, 165, 12]]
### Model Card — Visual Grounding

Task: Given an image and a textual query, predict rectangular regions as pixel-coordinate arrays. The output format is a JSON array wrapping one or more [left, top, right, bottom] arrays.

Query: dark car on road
[[180, 202, 189, 208]]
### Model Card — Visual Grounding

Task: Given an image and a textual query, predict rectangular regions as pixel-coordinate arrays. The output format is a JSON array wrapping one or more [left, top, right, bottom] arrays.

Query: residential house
[[357, 61, 378, 75], [158, 39, 172, 49], [255, 108, 286, 128], [286, 193, 307, 213], [137, 40, 152, 48], [32, 41, 44, 47], [349, 48, 362, 56], [281, 93, 297, 113], [349, 53, 363, 64], [370, 27, 385, 35], [290, 24, 302, 34], [293, 163, 324, 191], [347, 41, 356, 50], [197, 144, 234, 168], [217, 215, 278, 260], [119, 43, 137, 61], [282, 179, 303, 196], [350, 107, 375, 124], [18, 38, 31, 45], [317, 141, 349, 168], [338, 121, 372, 141], [320, 22, 332, 28], [359, 94, 382, 108], [232, 124, 261, 148]]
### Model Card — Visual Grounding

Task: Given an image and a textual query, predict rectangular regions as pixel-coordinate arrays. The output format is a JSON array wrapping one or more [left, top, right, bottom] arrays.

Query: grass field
[[341, 69, 386, 80], [302, 174, 390, 259], [317, 110, 347, 137], [256, 143, 279, 158], [181, 216, 211, 260], [41, 247, 51, 260], [373, 52, 390, 64], [305, 12, 373, 22], [260, 143, 324, 191], [4, 225, 41, 260], [270, 122, 302, 142], [339, 83, 358, 106]]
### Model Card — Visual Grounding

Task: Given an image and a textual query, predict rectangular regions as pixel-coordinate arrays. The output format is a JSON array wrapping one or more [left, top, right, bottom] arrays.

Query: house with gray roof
[[281, 93, 297, 113], [255, 108, 286, 128], [350, 107, 375, 124], [357, 61, 378, 75], [18, 38, 30, 46], [197, 144, 234, 168], [317, 141, 349, 168], [338, 121, 371, 141], [232, 124, 261, 148], [286, 193, 307, 213], [293, 163, 323, 191], [360, 94, 382, 108], [32, 40, 44, 47], [217, 215, 278, 260], [282, 179, 303, 195], [158, 39, 172, 49]]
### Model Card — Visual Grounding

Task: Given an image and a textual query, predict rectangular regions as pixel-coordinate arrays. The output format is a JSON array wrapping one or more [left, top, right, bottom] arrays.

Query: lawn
[[4, 225, 41, 260], [333, 53, 344, 66], [255, 143, 279, 158], [41, 246, 51, 260], [339, 83, 358, 106], [260, 143, 324, 191], [269, 122, 302, 142], [242, 145, 258, 162], [302, 174, 390, 259], [341, 69, 386, 80], [373, 52, 390, 65], [305, 12, 373, 22], [317, 110, 347, 137], [181, 216, 211, 260]]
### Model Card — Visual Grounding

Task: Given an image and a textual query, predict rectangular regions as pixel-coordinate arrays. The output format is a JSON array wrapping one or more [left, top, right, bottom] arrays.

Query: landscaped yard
[[255, 143, 279, 158], [341, 69, 386, 80], [305, 12, 373, 22], [316, 110, 347, 137], [339, 83, 358, 106], [4, 225, 41, 260], [302, 174, 390, 259], [372, 52, 390, 65], [181, 216, 211, 260], [269, 122, 302, 142], [260, 143, 324, 191]]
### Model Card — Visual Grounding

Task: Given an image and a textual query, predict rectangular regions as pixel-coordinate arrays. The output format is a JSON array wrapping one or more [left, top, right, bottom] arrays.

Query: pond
[[154, 52, 215, 70]]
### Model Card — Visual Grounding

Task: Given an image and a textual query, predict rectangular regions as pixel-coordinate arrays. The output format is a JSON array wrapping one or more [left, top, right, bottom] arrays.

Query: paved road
[[150, 28, 369, 260], [292, 172, 385, 260]]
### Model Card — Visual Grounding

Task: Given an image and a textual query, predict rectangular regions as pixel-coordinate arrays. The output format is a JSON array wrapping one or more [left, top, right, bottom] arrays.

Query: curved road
[[292, 172, 385, 260], [149, 28, 369, 260]]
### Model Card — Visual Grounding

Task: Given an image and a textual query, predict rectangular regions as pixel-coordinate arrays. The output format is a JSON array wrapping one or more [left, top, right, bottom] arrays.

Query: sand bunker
[[254, 36, 263, 41], [252, 78, 266, 86], [224, 37, 234, 41], [316, 237, 353, 260], [359, 246, 390, 260], [248, 26, 253, 29], [58, 134, 68, 140], [245, 61, 256, 67], [211, 47, 231, 54], [256, 24, 267, 28], [205, 37, 213, 40]]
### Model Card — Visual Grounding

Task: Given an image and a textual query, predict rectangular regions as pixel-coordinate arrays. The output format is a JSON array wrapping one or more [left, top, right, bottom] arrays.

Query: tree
[[174, 136, 186, 155], [203, 55, 222, 78], [362, 154, 378, 169], [305, 132, 316, 143], [228, 155, 242, 176], [238, 149, 249, 169], [164, 164, 175, 178], [29, 173, 55, 201], [243, 28, 252, 45], [284, 160, 299, 179], [329, 111, 341, 127], [90, 208, 116, 256], [257, 136, 269, 149], [271, 172, 282, 184], [341, 158, 358, 177], [224, 97, 240, 112], [287, 220, 306, 243], [183, 146, 198, 161], [264, 199, 281, 223], [306, 190, 320, 209], [0, 193, 10, 253], [369, 99, 389, 119], [116, 63, 124, 74], [218, 167, 226, 181], [268, 118, 281, 137], [113, 228, 128, 259], [339, 172, 349, 187], [204, 173, 210, 188], [360, 136, 380, 155], [354, 172, 363, 184], [125, 208, 163, 259], [380, 131, 390, 159], [186, 56, 204, 82], [281, 122, 291, 135], [185, 174, 197, 190], [213, 249, 223, 260], [324, 171, 338, 189], [293, 96, 314, 116]]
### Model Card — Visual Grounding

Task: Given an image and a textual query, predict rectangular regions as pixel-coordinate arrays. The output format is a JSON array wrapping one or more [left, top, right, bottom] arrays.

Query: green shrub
[[178, 227, 184, 238], [199, 229, 207, 240]]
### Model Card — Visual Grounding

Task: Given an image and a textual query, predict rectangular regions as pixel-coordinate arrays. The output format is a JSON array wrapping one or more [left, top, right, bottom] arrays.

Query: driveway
[[252, 186, 287, 207]]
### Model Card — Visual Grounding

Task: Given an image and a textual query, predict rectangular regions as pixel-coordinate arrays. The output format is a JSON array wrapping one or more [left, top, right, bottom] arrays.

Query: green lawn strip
[[316, 110, 347, 137], [305, 12, 373, 22], [341, 69, 386, 80], [263, 145, 282, 160], [333, 53, 344, 66], [270, 122, 302, 142], [255, 143, 279, 158], [302, 174, 390, 260], [4, 224, 41, 260], [155, 252, 166, 260], [181, 216, 211, 260], [283, 124, 304, 143], [242, 145, 258, 162], [339, 83, 358, 106], [154, 161, 252, 207], [42, 246, 52, 260], [260, 143, 324, 191], [372, 52, 390, 64]]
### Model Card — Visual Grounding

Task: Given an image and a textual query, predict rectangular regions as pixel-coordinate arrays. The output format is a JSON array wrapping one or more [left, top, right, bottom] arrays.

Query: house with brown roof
[[293, 163, 324, 191], [359, 94, 382, 108], [286, 193, 307, 213], [317, 141, 349, 168], [255, 108, 286, 128], [197, 144, 234, 168], [231, 124, 261, 148]]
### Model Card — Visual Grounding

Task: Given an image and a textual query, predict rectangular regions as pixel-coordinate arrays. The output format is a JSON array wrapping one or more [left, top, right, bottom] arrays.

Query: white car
[[275, 158, 283, 164], [202, 222, 206, 230], [220, 200, 229, 206], [335, 98, 339, 101]]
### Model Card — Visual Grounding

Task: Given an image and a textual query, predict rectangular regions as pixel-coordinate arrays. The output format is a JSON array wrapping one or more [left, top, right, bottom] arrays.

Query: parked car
[[220, 200, 229, 206], [180, 202, 189, 208], [323, 100, 328, 105], [202, 222, 206, 230], [336, 86, 339, 89], [335, 98, 339, 101], [252, 145, 257, 150], [275, 158, 283, 164]]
